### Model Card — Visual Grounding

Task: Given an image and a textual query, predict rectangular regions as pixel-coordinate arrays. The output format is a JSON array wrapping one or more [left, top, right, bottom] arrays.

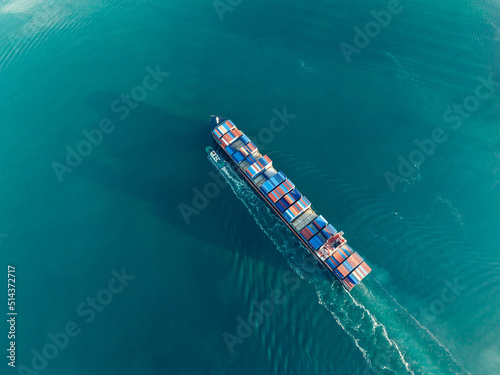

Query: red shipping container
[[337, 264, 350, 278]]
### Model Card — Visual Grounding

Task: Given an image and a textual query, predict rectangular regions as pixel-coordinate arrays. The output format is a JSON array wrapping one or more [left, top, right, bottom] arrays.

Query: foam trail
[[211, 162, 470, 375]]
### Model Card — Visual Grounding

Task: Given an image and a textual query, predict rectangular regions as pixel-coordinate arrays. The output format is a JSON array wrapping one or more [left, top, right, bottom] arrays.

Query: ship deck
[[233, 152, 317, 235], [210, 117, 372, 290]]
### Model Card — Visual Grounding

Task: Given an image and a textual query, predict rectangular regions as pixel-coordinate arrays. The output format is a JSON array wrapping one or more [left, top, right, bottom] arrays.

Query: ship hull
[[209, 116, 371, 290]]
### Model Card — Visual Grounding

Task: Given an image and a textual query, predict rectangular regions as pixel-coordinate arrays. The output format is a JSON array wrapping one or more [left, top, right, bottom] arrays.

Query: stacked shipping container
[[268, 180, 296, 203], [211, 118, 371, 290], [245, 155, 273, 179]]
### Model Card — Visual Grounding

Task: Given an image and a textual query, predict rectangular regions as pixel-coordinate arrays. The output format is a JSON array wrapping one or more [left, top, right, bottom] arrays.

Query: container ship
[[208, 116, 371, 290]]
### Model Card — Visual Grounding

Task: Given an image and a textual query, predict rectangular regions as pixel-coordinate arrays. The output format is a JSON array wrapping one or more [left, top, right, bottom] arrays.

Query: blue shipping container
[[325, 258, 336, 271], [313, 216, 328, 230], [240, 134, 250, 144], [321, 224, 337, 239], [225, 145, 236, 156], [260, 171, 286, 194], [246, 154, 257, 165], [275, 197, 292, 213], [309, 232, 327, 250], [232, 151, 245, 164], [287, 189, 302, 201]]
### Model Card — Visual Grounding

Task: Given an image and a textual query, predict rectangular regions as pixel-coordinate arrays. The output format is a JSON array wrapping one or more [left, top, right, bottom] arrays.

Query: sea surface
[[0, 0, 499, 374]]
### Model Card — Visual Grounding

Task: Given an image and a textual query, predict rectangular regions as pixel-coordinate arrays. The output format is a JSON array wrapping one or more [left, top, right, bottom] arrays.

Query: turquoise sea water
[[1, 0, 499, 374]]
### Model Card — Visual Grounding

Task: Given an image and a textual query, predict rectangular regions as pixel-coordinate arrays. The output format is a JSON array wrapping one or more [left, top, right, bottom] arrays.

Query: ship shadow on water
[[77, 90, 291, 268]]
